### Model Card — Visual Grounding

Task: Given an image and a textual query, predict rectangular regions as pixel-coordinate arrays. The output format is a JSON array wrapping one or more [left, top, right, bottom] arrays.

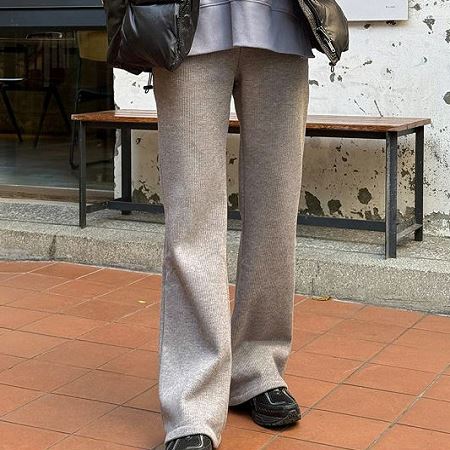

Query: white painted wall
[[114, 0, 450, 236]]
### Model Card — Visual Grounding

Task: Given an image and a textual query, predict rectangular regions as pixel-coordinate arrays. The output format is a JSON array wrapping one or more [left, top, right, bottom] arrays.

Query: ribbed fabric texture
[[152, 47, 309, 449], [188, 0, 315, 58]]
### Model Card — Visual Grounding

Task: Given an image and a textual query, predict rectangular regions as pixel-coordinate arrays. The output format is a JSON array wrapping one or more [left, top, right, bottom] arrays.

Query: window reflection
[[0, 29, 114, 193]]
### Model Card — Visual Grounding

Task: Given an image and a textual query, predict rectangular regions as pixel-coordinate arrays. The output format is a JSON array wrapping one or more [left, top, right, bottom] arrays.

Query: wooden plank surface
[[71, 109, 431, 132]]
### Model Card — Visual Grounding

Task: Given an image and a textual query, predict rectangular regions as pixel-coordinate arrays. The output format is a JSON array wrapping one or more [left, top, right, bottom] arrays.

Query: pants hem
[[228, 378, 288, 406]]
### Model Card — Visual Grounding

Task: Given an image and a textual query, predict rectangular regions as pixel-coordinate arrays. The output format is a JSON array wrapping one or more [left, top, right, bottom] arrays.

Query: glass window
[[0, 3, 113, 196]]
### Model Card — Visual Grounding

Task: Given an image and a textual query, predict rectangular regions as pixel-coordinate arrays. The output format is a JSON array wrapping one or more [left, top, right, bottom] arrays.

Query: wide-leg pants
[[152, 46, 309, 449]]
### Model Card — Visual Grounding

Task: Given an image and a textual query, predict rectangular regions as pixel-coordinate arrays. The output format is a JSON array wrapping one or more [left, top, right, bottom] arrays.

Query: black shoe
[[247, 386, 301, 428], [165, 434, 213, 450]]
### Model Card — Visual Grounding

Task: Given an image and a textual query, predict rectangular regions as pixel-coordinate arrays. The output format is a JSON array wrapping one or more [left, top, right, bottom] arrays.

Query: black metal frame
[[77, 120, 425, 259], [304, 127, 425, 258], [0, 0, 104, 30]]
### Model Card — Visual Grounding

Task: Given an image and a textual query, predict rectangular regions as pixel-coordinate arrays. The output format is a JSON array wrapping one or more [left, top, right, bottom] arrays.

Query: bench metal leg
[[385, 131, 398, 258], [78, 121, 87, 228], [414, 126, 424, 241], [121, 127, 132, 215]]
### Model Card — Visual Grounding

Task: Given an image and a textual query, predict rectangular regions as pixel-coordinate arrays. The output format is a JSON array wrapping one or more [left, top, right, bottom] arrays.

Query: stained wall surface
[[113, 1, 450, 236]]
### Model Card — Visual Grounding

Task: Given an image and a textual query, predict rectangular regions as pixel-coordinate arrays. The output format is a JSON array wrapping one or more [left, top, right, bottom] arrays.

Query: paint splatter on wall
[[114, 1, 450, 237], [296, 0, 450, 235]]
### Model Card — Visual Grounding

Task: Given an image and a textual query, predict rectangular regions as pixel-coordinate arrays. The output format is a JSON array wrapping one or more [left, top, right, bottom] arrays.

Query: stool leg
[[52, 85, 72, 133], [1, 87, 23, 142], [385, 131, 398, 258], [414, 126, 424, 241], [79, 121, 87, 228], [121, 127, 132, 215], [34, 89, 52, 148]]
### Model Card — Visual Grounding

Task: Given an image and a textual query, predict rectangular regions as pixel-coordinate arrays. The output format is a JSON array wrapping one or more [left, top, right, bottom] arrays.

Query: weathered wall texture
[[114, 0, 450, 236]]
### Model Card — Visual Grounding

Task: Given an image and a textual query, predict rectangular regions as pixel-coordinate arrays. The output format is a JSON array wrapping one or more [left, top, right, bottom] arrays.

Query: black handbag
[[103, 0, 200, 76], [103, 0, 348, 80]]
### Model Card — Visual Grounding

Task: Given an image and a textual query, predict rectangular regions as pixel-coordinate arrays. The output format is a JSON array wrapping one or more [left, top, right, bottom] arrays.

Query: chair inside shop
[[0, 31, 72, 148], [69, 30, 114, 169]]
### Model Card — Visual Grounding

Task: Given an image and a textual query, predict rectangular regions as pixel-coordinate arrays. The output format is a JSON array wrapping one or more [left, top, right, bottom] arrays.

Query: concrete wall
[[114, 0, 450, 237]]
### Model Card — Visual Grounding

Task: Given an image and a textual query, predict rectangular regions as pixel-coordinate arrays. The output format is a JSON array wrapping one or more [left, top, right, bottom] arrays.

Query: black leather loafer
[[247, 386, 301, 427], [165, 434, 213, 450]]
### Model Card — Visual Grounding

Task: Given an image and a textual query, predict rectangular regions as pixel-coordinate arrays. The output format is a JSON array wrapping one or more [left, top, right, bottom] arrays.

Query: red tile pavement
[[0, 259, 449, 450]]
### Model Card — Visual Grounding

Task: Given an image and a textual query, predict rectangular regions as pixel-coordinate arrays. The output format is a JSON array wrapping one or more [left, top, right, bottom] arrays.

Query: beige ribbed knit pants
[[152, 47, 309, 449]]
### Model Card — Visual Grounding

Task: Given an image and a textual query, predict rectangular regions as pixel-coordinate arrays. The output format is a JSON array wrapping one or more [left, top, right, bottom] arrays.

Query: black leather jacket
[[104, 0, 348, 76]]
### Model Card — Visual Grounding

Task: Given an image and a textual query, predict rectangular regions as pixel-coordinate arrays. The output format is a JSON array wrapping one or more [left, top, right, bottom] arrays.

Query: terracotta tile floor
[[0, 260, 450, 450]]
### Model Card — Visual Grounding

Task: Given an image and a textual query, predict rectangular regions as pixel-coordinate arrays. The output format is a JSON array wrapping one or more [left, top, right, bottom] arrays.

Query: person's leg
[[229, 47, 310, 406], [152, 49, 238, 448]]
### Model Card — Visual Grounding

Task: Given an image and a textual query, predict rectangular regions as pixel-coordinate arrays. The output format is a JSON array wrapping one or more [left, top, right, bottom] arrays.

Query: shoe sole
[[251, 407, 301, 428], [165, 439, 212, 450], [165, 444, 212, 450]]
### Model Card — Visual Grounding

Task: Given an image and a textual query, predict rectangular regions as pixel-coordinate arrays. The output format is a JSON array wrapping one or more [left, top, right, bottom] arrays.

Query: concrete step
[[0, 198, 449, 314]]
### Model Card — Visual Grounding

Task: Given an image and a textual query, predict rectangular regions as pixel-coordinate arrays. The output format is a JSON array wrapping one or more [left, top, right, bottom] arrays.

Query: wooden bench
[[71, 109, 431, 259]]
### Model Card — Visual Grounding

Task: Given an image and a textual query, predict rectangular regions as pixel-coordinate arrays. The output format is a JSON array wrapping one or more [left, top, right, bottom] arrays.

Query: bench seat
[[72, 109, 431, 258]]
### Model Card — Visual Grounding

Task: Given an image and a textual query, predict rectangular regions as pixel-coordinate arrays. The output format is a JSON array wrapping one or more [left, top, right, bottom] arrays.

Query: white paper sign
[[337, 0, 409, 21]]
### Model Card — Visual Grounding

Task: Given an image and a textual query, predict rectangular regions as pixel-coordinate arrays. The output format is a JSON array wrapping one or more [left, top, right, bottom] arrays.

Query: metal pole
[[385, 131, 398, 258], [78, 121, 87, 228], [414, 126, 424, 241], [121, 127, 132, 215]]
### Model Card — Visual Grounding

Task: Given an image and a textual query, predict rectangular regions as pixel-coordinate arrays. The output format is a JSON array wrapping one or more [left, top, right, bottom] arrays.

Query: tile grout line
[[290, 308, 449, 448], [264, 303, 391, 443], [12, 310, 159, 344], [288, 298, 368, 357], [0, 341, 155, 407], [365, 360, 450, 449], [288, 303, 450, 366], [3, 261, 450, 448], [0, 372, 160, 420], [269, 300, 438, 431], [0, 397, 125, 446], [258, 430, 354, 450], [45, 432, 148, 450], [0, 369, 159, 449], [283, 309, 430, 424], [0, 260, 160, 306], [1, 274, 162, 324]]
